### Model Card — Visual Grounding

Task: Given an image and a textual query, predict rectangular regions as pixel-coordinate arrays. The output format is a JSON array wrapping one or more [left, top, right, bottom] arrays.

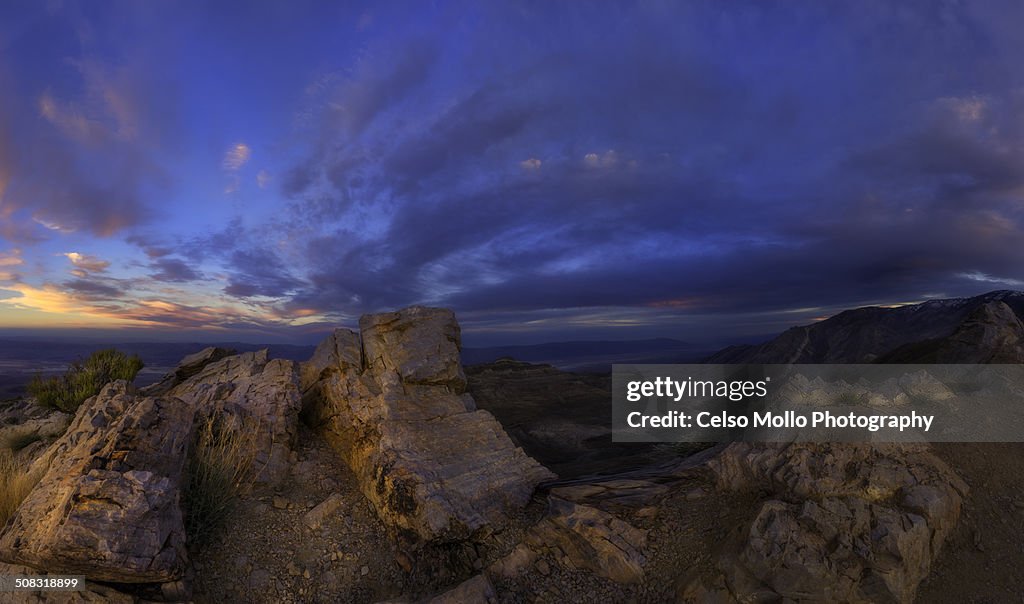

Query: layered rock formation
[[0, 382, 193, 583], [690, 442, 968, 602], [302, 306, 555, 545], [145, 349, 301, 485]]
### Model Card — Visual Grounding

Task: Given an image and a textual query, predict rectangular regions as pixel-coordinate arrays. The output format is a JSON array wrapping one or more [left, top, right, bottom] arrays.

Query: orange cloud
[[0, 249, 22, 267], [223, 142, 251, 171], [0, 283, 128, 323]]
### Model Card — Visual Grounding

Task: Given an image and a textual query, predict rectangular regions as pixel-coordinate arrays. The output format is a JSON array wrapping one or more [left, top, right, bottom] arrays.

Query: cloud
[[256, 169, 271, 188], [0, 15, 175, 242], [222, 142, 251, 171], [63, 278, 125, 300], [7, 2, 1024, 344], [0, 282, 123, 320], [223, 248, 305, 298], [0, 249, 22, 267], [149, 258, 201, 282], [63, 252, 110, 274], [959, 271, 1024, 288]]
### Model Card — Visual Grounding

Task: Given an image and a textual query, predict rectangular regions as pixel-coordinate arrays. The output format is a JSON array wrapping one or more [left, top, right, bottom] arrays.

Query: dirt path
[[190, 426, 407, 604]]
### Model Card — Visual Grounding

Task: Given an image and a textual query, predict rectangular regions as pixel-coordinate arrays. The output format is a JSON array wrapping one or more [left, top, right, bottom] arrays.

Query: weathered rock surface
[[688, 442, 968, 603], [303, 492, 345, 530], [0, 562, 135, 603], [378, 574, 498, 604], [0, 381, 194, 583], [156, 349, 301, 485], [424, 574, 497, 603], [524, 497, 647, 584], [0, 398, 71, 453], [770, 370, 957, 411], [303, 306, 554, 545], [141, 346, 237, 396]]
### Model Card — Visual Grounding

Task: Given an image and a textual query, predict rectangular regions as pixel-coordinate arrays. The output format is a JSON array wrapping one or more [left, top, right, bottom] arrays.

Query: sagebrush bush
[[28, 349, 144, 413], [0, 449, 43, 526], [183, 417, 259, 547]]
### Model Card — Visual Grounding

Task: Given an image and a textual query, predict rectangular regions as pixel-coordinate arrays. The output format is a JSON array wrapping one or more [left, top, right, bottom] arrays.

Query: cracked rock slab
[[304, 306, 555, 545], [0, 382, 194, 583]]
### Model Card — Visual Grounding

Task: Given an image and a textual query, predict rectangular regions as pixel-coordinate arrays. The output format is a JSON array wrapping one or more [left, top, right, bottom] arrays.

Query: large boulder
[[0, 382, 194, 583], [303, 306, 554, 545], [689, 442, 968, 603], [156, 349, 301, 485]]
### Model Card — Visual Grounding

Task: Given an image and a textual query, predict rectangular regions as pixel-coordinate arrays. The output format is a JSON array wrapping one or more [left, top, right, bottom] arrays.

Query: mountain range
[[707, 290, 1024, 364]]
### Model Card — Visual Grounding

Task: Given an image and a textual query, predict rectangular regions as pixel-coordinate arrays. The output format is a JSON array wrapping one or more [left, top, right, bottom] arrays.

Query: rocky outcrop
[[142, 346, 236, 396], [686, 442, 968, 602], [879, 300, 1024, 363], [524, 497, 647, 584], [154, 349, 301, 485], [773, 370, 955, 409], [0, 382, 193, 584], [302, 306, 554, 545], [0, 398, 71, 455]]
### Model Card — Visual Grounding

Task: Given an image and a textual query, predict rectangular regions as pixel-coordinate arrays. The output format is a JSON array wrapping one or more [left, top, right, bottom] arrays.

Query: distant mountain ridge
[[462, 337, 710, 371], [708, 290, 1024, 364], [0, 340, 315, 367]]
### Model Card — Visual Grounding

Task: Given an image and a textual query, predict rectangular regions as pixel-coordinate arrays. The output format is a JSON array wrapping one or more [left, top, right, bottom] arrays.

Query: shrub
[[28, 349, 144, 413], [0, 449, 43, 526], [183, 417, 259, 547]]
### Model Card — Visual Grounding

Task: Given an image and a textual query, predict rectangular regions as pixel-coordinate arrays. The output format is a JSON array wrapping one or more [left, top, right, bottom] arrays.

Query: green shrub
[[28, 349, 144, 413], [183, 417, 258, 548]]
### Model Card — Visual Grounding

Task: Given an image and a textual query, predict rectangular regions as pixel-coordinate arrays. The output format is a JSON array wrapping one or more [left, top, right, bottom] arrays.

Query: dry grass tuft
[[183, 416, 260, 547], [0, 449, 43, 526]]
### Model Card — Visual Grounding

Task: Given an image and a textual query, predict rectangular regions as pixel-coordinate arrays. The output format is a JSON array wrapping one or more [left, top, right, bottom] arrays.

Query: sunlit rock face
[[302, 306, 555, 545], [150, 349, 303, 486], [0, 382, 194, 583]]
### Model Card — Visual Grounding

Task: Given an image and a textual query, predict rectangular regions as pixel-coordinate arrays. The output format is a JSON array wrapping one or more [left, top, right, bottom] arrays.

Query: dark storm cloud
[[264, 0, 1024, 342], [10, 1, 1023, 344]]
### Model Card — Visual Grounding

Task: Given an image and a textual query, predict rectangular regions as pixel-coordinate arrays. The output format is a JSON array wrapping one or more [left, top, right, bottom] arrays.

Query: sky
[[1, 1, 1024, 346]]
